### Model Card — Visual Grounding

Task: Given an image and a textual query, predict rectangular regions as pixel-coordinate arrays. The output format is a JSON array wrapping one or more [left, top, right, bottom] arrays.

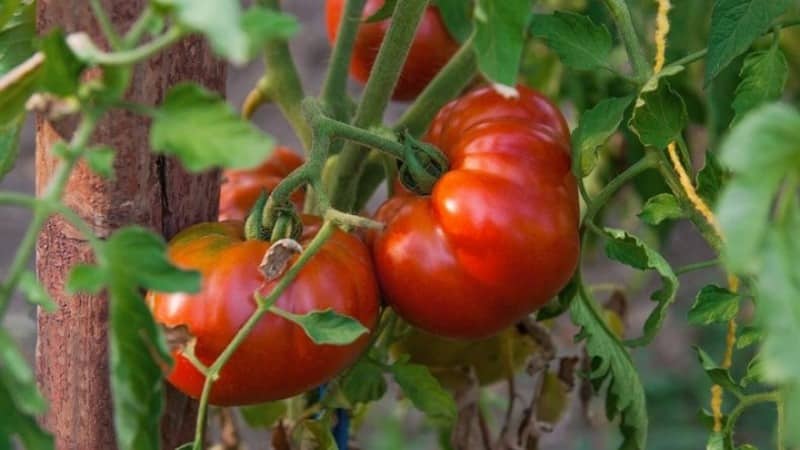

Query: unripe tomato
[[392, 325, 540, 389], [325, 0, 459, 100], [147, 217, 380, 406], [371, 85, 579, 339], [219, 146, 304, 221]]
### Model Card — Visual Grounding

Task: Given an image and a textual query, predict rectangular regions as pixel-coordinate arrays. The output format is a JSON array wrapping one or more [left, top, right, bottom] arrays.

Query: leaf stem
[[675, 259, 720, 275], [191, 221, 337, 450], [123, 6, 155, 48], [80, 26, 185, 65], [89, 0, 123, 50], [329, 0, 431, 210], [601, 0, 651, 82], [582, 152, 658, 226]]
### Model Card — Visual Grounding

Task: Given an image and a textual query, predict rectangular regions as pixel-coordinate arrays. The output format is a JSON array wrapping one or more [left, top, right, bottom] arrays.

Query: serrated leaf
[[570, 291, 647, 450], [391, 362, 456, 428], [240, 401, 287, 429], [473, 0, 530, 86], [0, 330, 47, 415], [340, 359, 387, 405], [688, 285, 740, 325], [604, 228, 678, 347], [696, 151, 726, 206], [432, 0, 472, 42], [18, 270, 56, 312], [37, 29, 85, 96], [271, 308, 368, 345], [529, 12, 612, 71], [694, 346, 744, 397], [629, 80, 688, 149], [638, 193, 684, 226], [732, 47, 788, 124], [705, 0, 792, 84], [151, 83, 275, 172], [737, 326, 763, 349], [572, 95, 634, 176], [84, 146, 115, 179]]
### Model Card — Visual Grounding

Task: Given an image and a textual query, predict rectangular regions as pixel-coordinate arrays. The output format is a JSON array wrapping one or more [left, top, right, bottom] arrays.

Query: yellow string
[[652, 0, 737, 433]]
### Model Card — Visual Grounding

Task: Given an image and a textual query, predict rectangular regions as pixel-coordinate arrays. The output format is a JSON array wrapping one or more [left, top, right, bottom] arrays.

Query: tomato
[[147, 217, 380, 406], [371, 85, 579, 339], [325, 0, 459, 100], [392, 325, 540, 389], [219, 146, 304, 221]]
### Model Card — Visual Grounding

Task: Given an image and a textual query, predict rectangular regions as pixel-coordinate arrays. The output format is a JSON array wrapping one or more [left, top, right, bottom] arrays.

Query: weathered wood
[[35, 1, 225, 449]]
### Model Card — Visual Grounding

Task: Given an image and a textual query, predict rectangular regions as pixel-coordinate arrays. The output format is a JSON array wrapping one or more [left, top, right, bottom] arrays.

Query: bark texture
[[35, 1, 225, 449]]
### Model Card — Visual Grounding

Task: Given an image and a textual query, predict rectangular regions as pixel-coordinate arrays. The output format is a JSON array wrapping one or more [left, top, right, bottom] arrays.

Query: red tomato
[[147, 217, 380, 406], [325, 0, 459, 100], [219, 146, 304, 221], [371, 85, 579, 339]]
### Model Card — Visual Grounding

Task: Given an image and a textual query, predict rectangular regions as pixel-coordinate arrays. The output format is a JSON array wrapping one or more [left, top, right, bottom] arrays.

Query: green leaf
[[18, 270, 56, 312], [706, 432, 724, 450], [716, 104, 800, 272], [240, 401, 287, 428], [0, 330, 47, 415], [732, 47, 788, 124], [0, 380, 53, 450], [705, 0, 792, 84], [629, 80, 688, 149], [66, 263, 107, 294], [740, 353, 764, 387], [37, 29, 85, 96], [694, 346, 744, 397], [570, 291, 647, 450], [688, 285, 740, 325], [390, 362, 457, 428], [473, 0, 530, 86], [340, 358, 387, 405], [156, 0, 248, 64], [300, 419, 337, 450], [638, 193, 685, 226], [240, 7, 300, 56], [271, 308, 369, 345], [529, 12, 612, 71], [0, 0, 35, 74], [696, 151, 726, 206], [0, 0, 37, 128], [737, 326, 763, 349], [432, 0, 473, 42], [604, 228, 678, 347], [84, 146, 115, 179], [572, 95, 634, 176], [0, 118, 22, 179], [151, 83, 275, 172]]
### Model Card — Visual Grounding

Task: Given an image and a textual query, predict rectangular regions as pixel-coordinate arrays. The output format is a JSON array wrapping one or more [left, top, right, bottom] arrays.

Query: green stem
[[394, 33, 477, 138], [723, 391, 782, 449], [675, 259, 720, 275], [0, 194, 101, 249], [191, 221, 337, 450], [0, 112, 100, 316], [330, 0, 431, 210], [582, 152, 658, 226], [89, 0, 123, 50], [255, 0, 312, 150], [320, 0, 367, 121], [601, 0, 651, 82], [82, 27, 185, 65], [123, 6, 155, 48]]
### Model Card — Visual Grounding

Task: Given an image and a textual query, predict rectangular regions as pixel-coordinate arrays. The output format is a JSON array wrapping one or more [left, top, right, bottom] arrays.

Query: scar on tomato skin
[[259, 238, 303, 281]]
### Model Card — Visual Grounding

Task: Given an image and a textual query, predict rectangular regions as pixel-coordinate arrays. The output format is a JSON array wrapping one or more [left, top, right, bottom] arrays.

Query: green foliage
[[473, 0, 530, 86], [17, 271, 56, 312], [390, 362, 457, 429], [529, 12, 613, 72], [696, 151, 726, 206], [340, 359, 387, 405], [150, 83, 275, 172], [705, 0, 792, 83], [83, 146, 116, 179], [572, 95, 634, 176], [732, 47, 788, 124], [270, 308, 369, 346], [433, 0, 473, 42], [240, 401, 288, 429], [37, 30, 85, 96], [694, 346, 743, 397], [604, 228, 678, 347], [688, 285, 740, 325], [629, 78, 688, 149], [638, 193, 685, 225]]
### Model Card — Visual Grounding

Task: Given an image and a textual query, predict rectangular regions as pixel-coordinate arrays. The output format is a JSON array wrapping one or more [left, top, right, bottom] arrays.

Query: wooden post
[[35, 1, 225, 449]]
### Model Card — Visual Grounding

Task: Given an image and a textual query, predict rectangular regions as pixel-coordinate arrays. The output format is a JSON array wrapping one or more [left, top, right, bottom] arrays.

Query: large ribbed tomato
[[219, 146, 304, 221], [371, 85, 579, 339], [147, 217, 380, 406], [325, 0, 459, 100]]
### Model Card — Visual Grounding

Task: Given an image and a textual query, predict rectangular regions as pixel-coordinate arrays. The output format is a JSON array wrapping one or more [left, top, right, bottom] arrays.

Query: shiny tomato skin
[[147, 217, 380, 406], [325, 0, 459, 100], [219, 146, 304, 221], [371, 85, 579, 339]]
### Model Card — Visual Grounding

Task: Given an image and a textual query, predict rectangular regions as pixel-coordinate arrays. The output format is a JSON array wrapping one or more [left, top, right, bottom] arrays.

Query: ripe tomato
[[325, 0, 459, 100], [371, 85, 579, 339], [392, 325, 540, 390], [147, 217, 380, 406], [219, 146, 304, 221]]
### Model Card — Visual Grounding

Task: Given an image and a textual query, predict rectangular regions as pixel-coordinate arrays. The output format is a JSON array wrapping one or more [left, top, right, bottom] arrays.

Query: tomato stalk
[[190, 221, 338, 450], [320, 0, 367, 122], [329, 0, 432, 211], [602, 0, 651, 82]]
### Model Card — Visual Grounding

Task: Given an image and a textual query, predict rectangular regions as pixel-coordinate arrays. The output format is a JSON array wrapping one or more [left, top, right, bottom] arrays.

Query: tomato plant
[[1, 0, 799, 449]]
